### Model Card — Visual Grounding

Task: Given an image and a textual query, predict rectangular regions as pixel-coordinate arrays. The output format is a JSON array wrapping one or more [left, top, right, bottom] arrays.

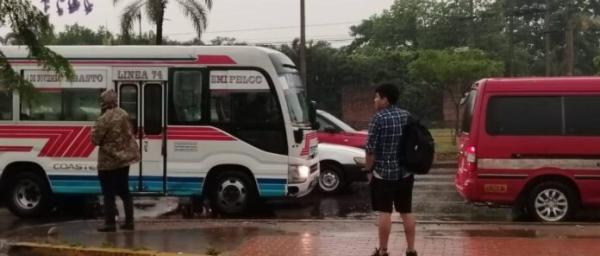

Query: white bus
[[0, 46, 320, 217]]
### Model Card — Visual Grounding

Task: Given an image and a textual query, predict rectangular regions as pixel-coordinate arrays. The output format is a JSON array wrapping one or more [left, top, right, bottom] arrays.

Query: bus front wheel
[[6, 172, 53, 218], [209, 171, 257, 215]]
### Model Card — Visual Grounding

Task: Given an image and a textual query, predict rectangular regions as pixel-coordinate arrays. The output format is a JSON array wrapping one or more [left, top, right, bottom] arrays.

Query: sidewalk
[[3, 219, 600, 256]]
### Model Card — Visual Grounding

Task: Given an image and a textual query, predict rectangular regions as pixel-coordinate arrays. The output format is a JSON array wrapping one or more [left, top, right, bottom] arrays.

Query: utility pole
[[565, 3, 575, 76], [544, 0, 552, 76], [299, 0, 307, 85], [468, 0, 475, 48], [506, 0, 514, 77]]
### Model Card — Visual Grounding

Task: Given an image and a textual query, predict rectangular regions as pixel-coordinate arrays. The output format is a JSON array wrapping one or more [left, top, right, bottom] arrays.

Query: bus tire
[[527, 181, 577, 222], [6, 172, 53, 218], [209, 170, 257, 216]]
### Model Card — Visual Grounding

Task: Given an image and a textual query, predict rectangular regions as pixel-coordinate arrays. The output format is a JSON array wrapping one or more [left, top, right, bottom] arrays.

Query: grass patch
[[430, 128, 458, 162]]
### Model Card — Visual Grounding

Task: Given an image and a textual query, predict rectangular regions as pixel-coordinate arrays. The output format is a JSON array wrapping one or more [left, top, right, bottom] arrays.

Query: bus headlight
[[288, 165, 310, 183]]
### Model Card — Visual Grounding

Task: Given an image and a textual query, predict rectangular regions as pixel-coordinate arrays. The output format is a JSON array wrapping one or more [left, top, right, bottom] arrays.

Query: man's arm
[[363, 115, 379, 174]]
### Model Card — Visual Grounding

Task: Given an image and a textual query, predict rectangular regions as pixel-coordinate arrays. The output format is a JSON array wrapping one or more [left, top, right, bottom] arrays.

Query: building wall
[[341, 86, 375, 130], [340, 86, 457, 130]]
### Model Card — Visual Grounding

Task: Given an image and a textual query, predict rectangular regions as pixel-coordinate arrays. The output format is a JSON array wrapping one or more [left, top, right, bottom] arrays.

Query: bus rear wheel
[[6, 172, 53, 218], [209, 171, 257, 216]]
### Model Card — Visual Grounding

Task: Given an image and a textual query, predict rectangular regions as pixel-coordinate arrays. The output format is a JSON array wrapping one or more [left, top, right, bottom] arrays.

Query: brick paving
[[233, 234, 600, 256], [5, 220, 600, 256]]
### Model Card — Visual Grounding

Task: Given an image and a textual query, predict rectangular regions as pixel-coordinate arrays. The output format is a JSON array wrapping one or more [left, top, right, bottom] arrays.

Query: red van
[[455, 77, 600, 222]]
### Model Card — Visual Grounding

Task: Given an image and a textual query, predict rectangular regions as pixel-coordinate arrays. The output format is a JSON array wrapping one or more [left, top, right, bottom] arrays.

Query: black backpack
[[400, 114, 435, 174]]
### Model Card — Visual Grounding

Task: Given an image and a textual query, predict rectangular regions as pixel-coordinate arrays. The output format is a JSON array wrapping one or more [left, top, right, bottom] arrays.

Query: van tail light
[[465, 146, 477, 172]]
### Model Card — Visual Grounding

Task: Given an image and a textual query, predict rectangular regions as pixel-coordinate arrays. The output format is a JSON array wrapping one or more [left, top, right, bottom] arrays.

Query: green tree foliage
[[0, 0, 74, 97], [409, 48, 503, 130], [210, 36, 247, 46], [53, 24, 113, 45], [114, 0, 212, 45]]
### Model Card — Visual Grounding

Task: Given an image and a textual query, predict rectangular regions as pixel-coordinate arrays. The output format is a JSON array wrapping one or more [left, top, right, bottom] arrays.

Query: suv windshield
[[282, 73, 310, 126], [317, 110, 356, 132]]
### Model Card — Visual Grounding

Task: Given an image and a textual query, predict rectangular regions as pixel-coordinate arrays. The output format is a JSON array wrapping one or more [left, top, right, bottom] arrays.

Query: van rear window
[[564, 96, 600, 135], [486, 95, 600, 136]]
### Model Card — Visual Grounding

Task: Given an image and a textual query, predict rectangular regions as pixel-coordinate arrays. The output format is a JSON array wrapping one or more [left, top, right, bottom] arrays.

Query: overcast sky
[[26, 0, 394, 46]]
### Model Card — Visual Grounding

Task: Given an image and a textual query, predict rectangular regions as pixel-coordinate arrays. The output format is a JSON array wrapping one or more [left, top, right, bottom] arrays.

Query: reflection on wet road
[[1, 168, 600, 235]]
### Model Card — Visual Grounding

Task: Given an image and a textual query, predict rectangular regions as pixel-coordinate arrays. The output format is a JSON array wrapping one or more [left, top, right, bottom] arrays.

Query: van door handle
[[143, 141, 149, 152]]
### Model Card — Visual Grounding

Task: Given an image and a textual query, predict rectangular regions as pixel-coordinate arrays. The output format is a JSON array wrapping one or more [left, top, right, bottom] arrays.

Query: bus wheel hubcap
[[217, 178, 247, 210], [14, 180, 41, 210]]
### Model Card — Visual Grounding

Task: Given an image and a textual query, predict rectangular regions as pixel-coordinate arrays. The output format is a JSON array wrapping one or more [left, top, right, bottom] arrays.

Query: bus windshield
[[282, 73, 310, 126]]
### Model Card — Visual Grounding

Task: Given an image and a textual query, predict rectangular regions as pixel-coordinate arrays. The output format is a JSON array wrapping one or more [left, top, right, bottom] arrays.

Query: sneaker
[[371, 248, 389, 256], [406, 250, 418, 256]]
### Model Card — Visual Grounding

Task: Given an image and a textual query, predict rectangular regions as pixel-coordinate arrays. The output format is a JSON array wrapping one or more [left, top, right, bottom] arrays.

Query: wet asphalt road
[[1, 167, 600, 233]]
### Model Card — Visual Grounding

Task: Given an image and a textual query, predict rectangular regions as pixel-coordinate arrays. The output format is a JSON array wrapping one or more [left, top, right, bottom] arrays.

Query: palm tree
[[0, 0, 74, 95], [114, 0, 212, 45]]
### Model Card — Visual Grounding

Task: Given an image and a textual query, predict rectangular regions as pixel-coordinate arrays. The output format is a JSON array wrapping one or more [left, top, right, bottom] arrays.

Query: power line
[[165, 21, 360, 36], [244, 37, 355, 45]]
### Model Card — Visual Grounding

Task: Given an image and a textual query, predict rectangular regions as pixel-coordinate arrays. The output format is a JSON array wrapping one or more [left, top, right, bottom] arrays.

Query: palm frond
[[4, 0, 74, 89], [204, 0, 212, 10], [176, 0, 210, 39], [0, 50, 34, 95], [120, 0, 144, 41]]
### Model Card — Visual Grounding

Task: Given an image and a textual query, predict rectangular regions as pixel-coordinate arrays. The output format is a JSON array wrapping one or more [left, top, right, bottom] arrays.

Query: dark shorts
[[370, 175, 415, 213]]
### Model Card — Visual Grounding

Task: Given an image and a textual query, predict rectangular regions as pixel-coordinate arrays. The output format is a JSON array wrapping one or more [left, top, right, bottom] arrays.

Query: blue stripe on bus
[[256, 178, 287, 197], [48, 175, 287, 197]]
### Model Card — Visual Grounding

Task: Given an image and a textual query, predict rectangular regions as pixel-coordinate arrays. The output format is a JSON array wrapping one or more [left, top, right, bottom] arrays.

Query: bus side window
[[0, 90, 12, 120], [170, 70, 203, 124]]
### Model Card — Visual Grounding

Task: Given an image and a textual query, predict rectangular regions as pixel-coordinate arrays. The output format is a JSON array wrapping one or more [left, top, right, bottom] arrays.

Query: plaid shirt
[[366, 105, 410, 180]]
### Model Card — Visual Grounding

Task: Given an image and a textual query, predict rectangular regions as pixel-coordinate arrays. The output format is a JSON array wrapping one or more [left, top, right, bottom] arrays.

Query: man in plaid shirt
[[364, 83, 417, 256]]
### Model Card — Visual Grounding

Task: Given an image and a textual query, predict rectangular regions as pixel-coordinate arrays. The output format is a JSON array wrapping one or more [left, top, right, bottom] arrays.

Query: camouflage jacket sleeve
[[91, 114, 109, 146]]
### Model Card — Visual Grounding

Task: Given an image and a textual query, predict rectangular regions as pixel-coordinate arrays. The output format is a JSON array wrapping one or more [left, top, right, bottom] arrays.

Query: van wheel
[[527, 181, 577, 222], [209, 171, 257, 215], [6, 172, 53, 218], [318, 163, 345, 194]]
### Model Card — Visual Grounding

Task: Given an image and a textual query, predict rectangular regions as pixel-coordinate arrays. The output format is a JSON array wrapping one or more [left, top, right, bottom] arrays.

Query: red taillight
[[464, 145, 477, 172]]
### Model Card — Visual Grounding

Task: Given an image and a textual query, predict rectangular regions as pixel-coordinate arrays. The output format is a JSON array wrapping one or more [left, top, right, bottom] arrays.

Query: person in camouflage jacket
[[92, 89, 140, 232]]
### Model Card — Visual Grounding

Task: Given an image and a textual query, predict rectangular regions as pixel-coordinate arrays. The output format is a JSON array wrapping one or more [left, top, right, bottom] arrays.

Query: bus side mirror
[[309, 100, 319, 130]]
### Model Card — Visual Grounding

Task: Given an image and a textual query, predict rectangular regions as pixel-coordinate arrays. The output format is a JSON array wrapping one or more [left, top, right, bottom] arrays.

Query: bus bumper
[[288, 168, 319, 198]]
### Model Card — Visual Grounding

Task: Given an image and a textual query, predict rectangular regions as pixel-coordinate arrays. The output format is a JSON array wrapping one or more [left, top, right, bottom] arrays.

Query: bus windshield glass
[[282, 73, 310, 126]]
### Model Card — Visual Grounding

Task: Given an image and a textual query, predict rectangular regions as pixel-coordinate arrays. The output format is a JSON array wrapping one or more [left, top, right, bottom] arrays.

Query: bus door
[[118, 82, 166, 193]]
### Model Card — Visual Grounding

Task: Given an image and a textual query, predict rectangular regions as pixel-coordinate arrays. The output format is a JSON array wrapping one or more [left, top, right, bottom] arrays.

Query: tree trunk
[[155, 1, 166, 45]]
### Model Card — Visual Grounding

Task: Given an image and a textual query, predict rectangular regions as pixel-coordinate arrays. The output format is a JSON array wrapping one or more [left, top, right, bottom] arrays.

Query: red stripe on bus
[[80, 140, 96, 158], [0, 146, 33, 152], [51, 127, 81, 157], [195, 55, 236, 65], [167, 136, 235, 141], [73, 128, 93, 157], [64, 127, 88, 157]]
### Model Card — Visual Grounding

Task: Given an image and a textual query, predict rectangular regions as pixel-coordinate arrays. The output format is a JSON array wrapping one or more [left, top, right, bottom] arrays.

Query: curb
[[7, 242, 207, 256]]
